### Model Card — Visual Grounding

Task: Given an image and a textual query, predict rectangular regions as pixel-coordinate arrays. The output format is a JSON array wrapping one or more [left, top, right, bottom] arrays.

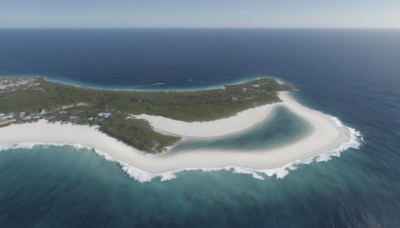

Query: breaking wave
[[128, 82, 165, 88], [118, 117, 362, 182], [0, 114, 362, 183]]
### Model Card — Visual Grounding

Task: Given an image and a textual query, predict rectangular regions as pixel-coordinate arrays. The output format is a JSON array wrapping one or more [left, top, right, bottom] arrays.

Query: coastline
[[0, 92, 360, 182], [134, 102, 279, 138]]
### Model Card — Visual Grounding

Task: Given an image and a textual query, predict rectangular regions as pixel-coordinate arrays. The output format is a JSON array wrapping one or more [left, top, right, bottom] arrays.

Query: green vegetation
[[99, 113, 179, 153], [0, 77, 294, 153]]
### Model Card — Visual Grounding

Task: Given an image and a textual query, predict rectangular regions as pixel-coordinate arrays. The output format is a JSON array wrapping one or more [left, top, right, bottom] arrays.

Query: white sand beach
[[134, 102, 279, 138], [0, 92, 357, 180]]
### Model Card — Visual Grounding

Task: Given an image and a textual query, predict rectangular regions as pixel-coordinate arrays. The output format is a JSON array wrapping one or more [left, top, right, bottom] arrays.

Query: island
[[0, 77, 294, 153], [0, 77, 359, 181]]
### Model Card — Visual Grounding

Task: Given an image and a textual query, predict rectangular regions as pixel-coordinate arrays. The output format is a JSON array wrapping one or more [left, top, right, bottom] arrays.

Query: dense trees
[[0, 77, 294, 153]]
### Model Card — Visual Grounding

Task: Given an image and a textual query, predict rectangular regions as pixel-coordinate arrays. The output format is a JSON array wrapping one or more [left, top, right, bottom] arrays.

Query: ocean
[[0, 29, 400, 227], [170, 106, 311, 153]]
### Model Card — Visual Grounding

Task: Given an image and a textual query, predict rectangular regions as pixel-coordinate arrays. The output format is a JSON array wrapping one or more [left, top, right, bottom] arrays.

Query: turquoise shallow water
[[171, 106, 311, 153], [1, 29, 400, 227], [0, 145, 397, 227]]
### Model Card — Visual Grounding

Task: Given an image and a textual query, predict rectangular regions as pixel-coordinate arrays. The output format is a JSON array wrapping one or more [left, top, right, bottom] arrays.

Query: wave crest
[[129, 83, 165, 88], [0, 116, 362, 183]]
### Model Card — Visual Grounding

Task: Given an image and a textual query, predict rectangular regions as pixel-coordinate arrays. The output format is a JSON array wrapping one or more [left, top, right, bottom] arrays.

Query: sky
[[0, 0, 399, 28]]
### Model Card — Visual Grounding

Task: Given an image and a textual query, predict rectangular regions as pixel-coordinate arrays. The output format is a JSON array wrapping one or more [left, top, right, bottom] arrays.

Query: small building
[[98, 112, 111, 118]]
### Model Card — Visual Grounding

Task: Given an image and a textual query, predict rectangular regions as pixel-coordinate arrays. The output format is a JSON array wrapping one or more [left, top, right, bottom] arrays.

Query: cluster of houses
[[0, 111, 46, 126], [0, 77, 40, 94], [0, 107, 111, 127], [19, 112, 43, 121], [0, 113, 16, 126], [88, 112, 112, 122]]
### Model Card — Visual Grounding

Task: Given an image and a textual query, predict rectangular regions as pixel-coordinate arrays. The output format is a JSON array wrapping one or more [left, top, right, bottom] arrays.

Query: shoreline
[[134, 102, 280, 138], [0, 92, 360, 182], [0, 74, 284, 92]]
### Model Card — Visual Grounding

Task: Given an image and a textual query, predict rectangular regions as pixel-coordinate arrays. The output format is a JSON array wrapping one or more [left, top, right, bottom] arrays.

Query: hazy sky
[[0, 0, 399, 28]]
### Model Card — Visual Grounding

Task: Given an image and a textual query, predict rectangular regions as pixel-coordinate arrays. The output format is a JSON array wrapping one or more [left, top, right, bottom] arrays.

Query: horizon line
[[0, 27, 399, 30]]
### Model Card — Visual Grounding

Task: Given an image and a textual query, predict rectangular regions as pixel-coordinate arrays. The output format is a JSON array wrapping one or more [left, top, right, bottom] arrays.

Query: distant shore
[[0, 92, 357, 181]]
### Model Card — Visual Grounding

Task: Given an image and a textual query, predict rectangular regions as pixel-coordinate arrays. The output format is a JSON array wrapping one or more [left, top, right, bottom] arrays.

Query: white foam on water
[[0, 114, 362, 183], [116, 115, 362, 182], [129, 83, 166, 88], [119, 118, 361, 183]]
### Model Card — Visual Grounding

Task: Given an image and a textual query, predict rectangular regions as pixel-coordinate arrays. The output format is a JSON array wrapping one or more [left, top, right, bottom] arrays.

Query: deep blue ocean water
[[0, 29, 400, 227]]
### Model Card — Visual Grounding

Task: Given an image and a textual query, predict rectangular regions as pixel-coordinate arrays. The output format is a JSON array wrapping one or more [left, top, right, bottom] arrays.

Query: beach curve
[[0, 92, 361, 182]]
